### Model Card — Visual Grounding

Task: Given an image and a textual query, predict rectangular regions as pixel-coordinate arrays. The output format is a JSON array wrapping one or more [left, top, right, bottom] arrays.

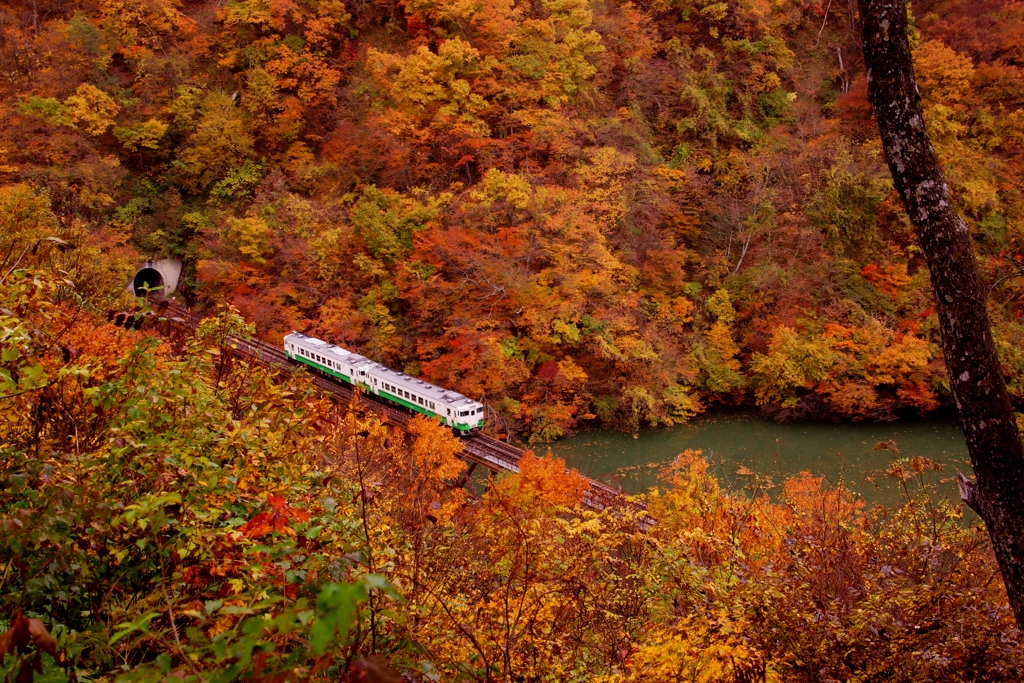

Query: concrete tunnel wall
[[129, 258, 182, 298]]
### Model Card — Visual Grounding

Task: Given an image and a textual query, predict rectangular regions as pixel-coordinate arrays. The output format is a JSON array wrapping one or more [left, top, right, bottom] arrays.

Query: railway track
[[160, 302, 633, 512]]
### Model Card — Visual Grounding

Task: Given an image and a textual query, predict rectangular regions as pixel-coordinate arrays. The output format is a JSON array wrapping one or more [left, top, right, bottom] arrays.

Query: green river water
[[545, 415, 972, 508]]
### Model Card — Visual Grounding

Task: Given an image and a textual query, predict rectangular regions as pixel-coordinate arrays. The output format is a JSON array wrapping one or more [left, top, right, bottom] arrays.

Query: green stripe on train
[[290, 354, 352, 384], [376, 389, 445, 422]]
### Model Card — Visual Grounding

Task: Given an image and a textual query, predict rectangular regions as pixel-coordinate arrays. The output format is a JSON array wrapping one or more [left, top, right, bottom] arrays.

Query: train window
[[430, 402, 435, 409]]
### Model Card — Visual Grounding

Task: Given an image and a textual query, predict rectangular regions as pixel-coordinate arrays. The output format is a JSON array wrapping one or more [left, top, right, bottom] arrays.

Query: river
[[545, 415, 972, 508]]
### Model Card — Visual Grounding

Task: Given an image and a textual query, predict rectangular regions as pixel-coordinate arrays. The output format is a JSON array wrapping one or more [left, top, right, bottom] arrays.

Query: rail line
[[160, 302, 631, 512]]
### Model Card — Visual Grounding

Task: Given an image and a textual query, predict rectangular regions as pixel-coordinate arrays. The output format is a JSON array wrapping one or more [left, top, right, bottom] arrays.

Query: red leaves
[[861, 262, 912, 297], [536, 360, 559, 380], [239, 494, 311, 539], [0, 610, 64, 682]]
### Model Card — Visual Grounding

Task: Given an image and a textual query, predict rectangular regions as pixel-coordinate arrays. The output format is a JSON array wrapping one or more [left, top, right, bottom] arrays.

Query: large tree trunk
[[857, 0, 1024, 628]]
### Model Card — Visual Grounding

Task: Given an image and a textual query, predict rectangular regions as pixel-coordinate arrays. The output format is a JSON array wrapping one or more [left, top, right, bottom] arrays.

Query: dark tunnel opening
[[133, 268, 164, 297]]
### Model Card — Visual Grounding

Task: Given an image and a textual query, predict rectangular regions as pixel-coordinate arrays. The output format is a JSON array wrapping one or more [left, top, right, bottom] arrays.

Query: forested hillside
[[4, 0, 1024, 439], [1, 249, 1021, 679]]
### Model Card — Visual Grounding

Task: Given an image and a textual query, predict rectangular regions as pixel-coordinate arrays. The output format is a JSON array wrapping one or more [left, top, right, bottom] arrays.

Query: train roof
[[369, 364, 479, 408], [285, 332, 482, 409], [285, 331, 372, 365]]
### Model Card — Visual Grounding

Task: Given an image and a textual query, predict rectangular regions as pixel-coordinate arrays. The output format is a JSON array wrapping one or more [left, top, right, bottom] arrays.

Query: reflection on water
[[544, 415, 972, 507]]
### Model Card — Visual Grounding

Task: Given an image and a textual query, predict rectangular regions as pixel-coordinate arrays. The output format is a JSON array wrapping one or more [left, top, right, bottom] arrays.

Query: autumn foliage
[[4, 0, 1024, 439], [1, 265, 1020, 680]]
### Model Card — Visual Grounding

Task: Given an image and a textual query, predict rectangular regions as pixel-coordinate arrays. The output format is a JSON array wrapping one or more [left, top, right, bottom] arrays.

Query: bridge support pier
[[457, 462, 480, 500]]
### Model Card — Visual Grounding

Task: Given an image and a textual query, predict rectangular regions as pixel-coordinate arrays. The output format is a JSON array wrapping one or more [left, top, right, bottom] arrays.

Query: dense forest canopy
[[0, 258, 1021, 680], [4, 0, 1024, 679], [3, 0, 1024, 442]]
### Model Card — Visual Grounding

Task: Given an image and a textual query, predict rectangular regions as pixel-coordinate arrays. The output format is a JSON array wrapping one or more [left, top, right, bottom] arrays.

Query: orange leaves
[[781, 471, 863, 525], [239, 494, 311, 539], [499, 452, 588, 508], [860, 262, 912, 297], [401, 415, 467, 524], [913, 40, 976, 106]]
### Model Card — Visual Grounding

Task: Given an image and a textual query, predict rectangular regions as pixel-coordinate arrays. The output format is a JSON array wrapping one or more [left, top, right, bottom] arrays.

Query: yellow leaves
[[0, 184, 61, 251], [700, 2, 729, 21], [959, 177, 1001, 216], [573, 147, 636, 226], [913, 40, 975, 106], [658, 295, 696, 331], [707, 323, 740, 368], [221, 0, 275, 30], [749, 320, 936, 416], [552, 318, 581, 344], [470, 168, 533, 209], [690, 289, 744, 395], [867, 331, 932, 386], [616, 620, 777, 683], [114, 119, 169, 151], [661, 384, 703, 424], [366, 38, 491, 135], [178, 93, 255, 190], [750, 326, 834, 407], [65, 84, 120, 136], [556, 358, 588, 385], [614, 334, 658, 361], [226, 216, 273, 265], [502, 0, 604, 107], [101, 0, 193, 49], [651, 163, 689, 191]]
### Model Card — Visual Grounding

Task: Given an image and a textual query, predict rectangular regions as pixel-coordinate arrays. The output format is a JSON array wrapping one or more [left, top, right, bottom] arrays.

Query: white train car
[[283, 332, 485, 434]]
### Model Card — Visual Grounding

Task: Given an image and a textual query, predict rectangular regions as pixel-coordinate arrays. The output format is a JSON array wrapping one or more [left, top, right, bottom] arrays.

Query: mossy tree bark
[[857, 0, 1024, 628]]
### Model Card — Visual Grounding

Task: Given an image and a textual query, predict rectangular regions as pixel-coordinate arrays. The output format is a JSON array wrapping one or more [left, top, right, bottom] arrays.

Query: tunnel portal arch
[[127, 259, 182, 299], [132, 268, 164, 297]]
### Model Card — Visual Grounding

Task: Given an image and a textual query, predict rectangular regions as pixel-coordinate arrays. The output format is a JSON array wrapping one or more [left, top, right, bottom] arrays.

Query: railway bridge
[[161, 303, 629, 512]]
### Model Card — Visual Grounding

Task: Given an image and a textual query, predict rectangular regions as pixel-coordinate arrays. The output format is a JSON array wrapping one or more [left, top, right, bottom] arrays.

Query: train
[[283, 331, 486, 434]]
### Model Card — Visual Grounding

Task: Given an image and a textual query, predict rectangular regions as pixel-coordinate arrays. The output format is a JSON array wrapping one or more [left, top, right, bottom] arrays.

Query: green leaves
[[310, 582, 365, 655]]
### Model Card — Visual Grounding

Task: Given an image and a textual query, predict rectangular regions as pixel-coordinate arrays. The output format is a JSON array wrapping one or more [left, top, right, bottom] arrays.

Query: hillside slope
[[3, 0, 1024, 439]]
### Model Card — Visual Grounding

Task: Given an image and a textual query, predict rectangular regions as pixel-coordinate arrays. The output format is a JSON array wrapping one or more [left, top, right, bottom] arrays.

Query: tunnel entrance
[[132, 268, 164, 297]]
